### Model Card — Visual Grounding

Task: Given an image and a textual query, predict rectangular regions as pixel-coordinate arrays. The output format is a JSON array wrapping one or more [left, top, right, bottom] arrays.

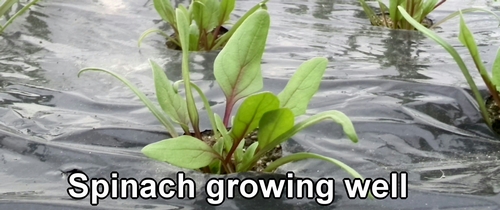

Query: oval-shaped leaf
[[176, 6, 191, 49], [192, 1, 204, 31], [239, 110, 358, 171], [153, 0, 176, 26], [219, 0, 235, 24], [258, 108, 294, 149], [141, 135, 218, 169], [244, 142, 259, 162], [238, 141, 259, 171], [202, 0, 220, 31], [230, 92, 280, 142], [458, 11, 492, 83], [192, 0, 219, 33], [277, 57, 328, 117], [214, 9, 269, 105], [211, 0, 269, 50], [189, 22, 200, 51], [150, 59, 190, 128]]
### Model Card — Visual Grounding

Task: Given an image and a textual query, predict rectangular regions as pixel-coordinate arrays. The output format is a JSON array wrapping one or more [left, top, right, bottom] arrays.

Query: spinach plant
[[80, 5, 366, 183], [138, 0, 268, 51], [398, 6, 500, 132], [0, 0, 40, 34], [359, 0, 497, 30]]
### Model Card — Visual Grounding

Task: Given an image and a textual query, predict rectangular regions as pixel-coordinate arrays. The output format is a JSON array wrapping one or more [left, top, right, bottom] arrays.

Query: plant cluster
[[138, 0, 268, 51], [398, 6, 500, 133], [359, 0, 496, 30], [0, 0, 40, 34], [80, 5, 366, 182]]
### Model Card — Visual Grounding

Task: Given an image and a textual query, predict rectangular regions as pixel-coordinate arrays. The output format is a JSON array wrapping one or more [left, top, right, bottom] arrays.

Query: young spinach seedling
[[138, 0, 269, 51], [359, 0, 498, 30], [399, 6, 500, 133], [79, 5, 368, 188]]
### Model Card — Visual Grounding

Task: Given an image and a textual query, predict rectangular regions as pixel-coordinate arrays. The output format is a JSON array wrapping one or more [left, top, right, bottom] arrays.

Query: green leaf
[[420, 0, 438, 21], [1, 0, 41, 34], [150, 59, 190, 131], [240, 110, 358, 172], [457, 11, 500, 101], [214, 8, 269, 105], [492, 48, 500, 90], [177, 6, 201, 135], [358, 0, 379, 26], [206, 32, 215, 49], [230, 92, 280, 142], [235, 139, 245, 165], [277, 57, 328, 116], [189, 22, 200, 51], [377, 0, 389, 14], [219, 0, 235, 24], [202, 0, 220, 31], [215, 113, 232, 153], [176, 6, 191, 49], [388, 0, 404, 28], [209, 137, 224, 173], [458, 15, 480, 63], [153, 0, 176, 26], [0, 0, 18, 18], [263, 152, 374, 200], [211, 0, 269, 50], [242, 142, 258, 165], [77, 68, 179, 138], [192, 1, 204, 31], [258, 108, 294, 149], [192, 0, 219, 32], [142, 135, 218, 169], [190, 82, 219, 138], [458, 11, 492, 83], [397, 6, 492, 128], [376, 0, 391, 27]]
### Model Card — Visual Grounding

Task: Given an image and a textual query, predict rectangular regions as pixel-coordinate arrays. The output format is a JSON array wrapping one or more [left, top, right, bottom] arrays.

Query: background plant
[[0, 0, 40, 34], [80, 5, 367, 189], [398, 6, 500, 131], [359, 0, 497, 30], [138, 0, 268, 51]]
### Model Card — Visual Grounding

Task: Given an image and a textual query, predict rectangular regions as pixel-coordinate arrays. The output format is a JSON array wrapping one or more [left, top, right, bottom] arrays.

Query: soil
[[485, 95, 500, 134], [373, 12, 433, 29], [186, 128, 283, 173], [166, 26, 230, 50]]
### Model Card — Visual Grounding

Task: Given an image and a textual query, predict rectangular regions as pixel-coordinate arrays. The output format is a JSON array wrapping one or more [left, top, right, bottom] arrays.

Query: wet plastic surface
[[2, 0, 500, 209]]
